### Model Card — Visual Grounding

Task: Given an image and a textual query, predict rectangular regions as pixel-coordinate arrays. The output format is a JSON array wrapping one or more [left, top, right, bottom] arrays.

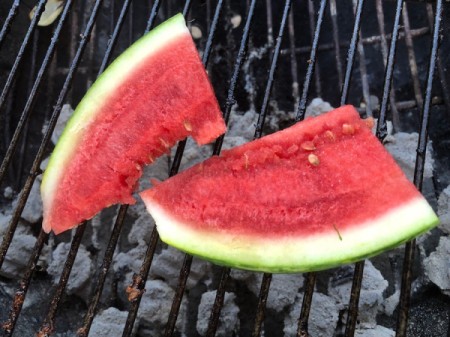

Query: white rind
[[41, 14, 189, 233], [144, 196, 439, 273]]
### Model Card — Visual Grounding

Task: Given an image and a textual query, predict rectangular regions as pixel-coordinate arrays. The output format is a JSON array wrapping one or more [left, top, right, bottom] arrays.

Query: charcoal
[[423, 236, 450, 296]]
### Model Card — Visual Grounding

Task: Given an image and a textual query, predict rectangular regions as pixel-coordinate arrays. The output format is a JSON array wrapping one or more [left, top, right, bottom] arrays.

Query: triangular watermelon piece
[[41, 14, 226, 235], [140, 105, 439, 273]]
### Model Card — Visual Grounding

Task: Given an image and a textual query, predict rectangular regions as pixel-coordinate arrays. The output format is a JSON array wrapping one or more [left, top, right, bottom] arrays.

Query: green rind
[[41, 14, 188, 232], [144, 196, 439, 273]]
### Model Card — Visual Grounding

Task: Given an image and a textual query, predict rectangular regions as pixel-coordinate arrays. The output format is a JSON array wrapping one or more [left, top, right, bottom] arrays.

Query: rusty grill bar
[[0, 0, 448, 336]]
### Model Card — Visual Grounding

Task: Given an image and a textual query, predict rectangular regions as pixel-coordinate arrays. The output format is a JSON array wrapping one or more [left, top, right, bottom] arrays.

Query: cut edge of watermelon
[[41, 14, 188, 233], [144, 196, 439, 273]]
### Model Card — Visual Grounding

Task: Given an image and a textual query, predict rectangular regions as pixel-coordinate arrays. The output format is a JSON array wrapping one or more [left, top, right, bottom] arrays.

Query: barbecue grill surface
[[0, 1, 449, 336]]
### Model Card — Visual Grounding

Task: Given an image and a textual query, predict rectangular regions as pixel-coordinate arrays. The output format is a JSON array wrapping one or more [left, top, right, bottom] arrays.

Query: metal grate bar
[[344, 261, 365, 337], [14, 31, 38, 190], [77, 206, 128, 337], [37, 223, 87, 337], [329, 0, 343, 90], [375, 0, 400, 128], [252, 273, 272, 337], [0, 0, 46, 115], [249, 1, 292, 335], [122, 228, 159, 337], [97, 0, 133, 77], [340, 0, 365, 106], [65, 1, 79, 103], [128, 0, 134, 45], [426, 3, 450, 115], [295, 0, 328, 122], [0, 0, 73, 187], [201, 0, 223, 68], [212, 0, 257, 155], [266, 0, 274, 47], [183, 0, 193, 19], [145, 0, 162, 33], [307, 0, 322, 97], [297, 272, 316, 336], [353, 0, 372, 117], [0, 0, 20, 51], [345, 1, 404, 335], [287, 8, 299, 105], [254, 0, 292, 138], [376, 0, 404, 140], [402, 3, 424, 109], [163, 2, 225, 335], [1, 230, 48, 337], [396, 240, 415, 337], [206, 268, 231, 337], [163, 253, 193, 337], [397, 1, 443, 335]]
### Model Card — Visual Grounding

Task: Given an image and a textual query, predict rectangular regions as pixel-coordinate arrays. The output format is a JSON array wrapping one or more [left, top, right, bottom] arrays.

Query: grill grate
[[0, 1, 449, 336]]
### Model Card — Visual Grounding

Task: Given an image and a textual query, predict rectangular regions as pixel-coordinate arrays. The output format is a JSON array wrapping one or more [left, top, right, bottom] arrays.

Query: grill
[[0, 0, 449, 336]]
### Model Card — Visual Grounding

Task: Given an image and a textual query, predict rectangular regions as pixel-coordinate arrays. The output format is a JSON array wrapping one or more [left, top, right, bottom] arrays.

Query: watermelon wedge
[[41, 14, 226, 235], [140, 105, 439, 273]]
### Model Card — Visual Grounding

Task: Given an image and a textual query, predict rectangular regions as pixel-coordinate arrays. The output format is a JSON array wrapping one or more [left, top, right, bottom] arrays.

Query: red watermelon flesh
[[140, 105, 439, 273], [41, 14, 226, 235]]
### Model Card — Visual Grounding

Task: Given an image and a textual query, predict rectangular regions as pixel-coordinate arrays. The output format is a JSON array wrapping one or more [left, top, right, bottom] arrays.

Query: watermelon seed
[[184, 120, 193, 132], [342, 123, 355, 135], [244, 153, 249, 169], [308, 153, 320, 166], [301, 141, 316, 151], [324, 130, 336, 141], [333, 223, 343, 241]]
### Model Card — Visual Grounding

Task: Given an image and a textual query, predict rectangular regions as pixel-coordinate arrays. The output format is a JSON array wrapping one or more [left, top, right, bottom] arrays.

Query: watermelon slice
[[41, 14, 226, 235], [140, 105, 439, 273]]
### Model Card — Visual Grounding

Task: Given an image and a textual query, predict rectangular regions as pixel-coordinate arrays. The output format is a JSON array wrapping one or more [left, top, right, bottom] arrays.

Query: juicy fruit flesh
[[41, 14, 226, 234], [141, 105, 439, 272], [144, 106, 423, 237]]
